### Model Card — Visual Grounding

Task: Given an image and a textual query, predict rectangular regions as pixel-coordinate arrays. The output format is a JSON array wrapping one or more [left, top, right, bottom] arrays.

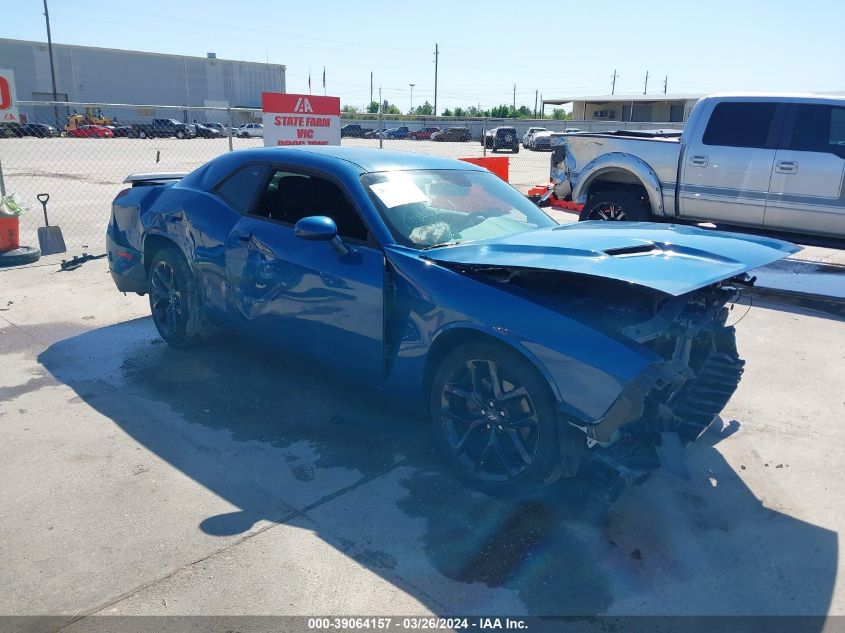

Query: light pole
[[409, 83, 415, 113]]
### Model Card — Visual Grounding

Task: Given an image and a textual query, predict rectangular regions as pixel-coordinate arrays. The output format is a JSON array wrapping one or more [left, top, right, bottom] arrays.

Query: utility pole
[[42, 0, 60, 129], [534, 89, 538, 118], [663, 75, 668, 95], [540, 93, 543, 118], [370, 71, 373, 106], [433, 43, 439, 117], [513, 84, 516, 112], [611, 69, 618, 95], [643, 70, 649, 95], [409, 83, 415, 113]]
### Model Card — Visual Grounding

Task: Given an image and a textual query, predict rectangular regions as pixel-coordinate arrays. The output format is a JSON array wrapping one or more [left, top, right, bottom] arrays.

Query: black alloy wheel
[[148, 246, 213, 346], [580, 190, 649, 222], [431, 342, 559, 496], [149, 259, 183, 340]]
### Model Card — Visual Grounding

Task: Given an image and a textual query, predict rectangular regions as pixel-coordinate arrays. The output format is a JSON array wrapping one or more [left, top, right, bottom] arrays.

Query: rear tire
[[430, 341, 560, 497], [139, 130, 148, 139], [147, 246, 213, 347], [580, 190, 650, 222]]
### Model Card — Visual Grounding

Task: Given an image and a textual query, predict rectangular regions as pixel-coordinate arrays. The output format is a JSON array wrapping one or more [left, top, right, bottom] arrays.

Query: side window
[[215, 164, 268, 213], [253, 169, 370, 242], [788, 104, 845, 154], [703, 102, 778, 148]]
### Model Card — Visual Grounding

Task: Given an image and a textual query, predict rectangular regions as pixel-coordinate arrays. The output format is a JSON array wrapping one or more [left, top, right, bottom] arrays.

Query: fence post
[[0, 153, 6, 198], [227, 106, 234, 152], [482, 118, 487, 157]]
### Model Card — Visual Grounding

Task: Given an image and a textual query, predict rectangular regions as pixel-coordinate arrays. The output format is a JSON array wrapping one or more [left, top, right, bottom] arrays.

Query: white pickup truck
[[549, 94, 845, 238]]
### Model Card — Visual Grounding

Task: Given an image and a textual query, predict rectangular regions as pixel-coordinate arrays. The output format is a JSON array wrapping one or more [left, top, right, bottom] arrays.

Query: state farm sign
[[0, 69, 20, 122], [262, 93, 341, 147]]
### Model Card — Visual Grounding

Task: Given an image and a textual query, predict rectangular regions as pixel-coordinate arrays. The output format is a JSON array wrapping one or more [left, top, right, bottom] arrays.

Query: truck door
[[765, 102, 845, 237], [679, 100, 783, 227]]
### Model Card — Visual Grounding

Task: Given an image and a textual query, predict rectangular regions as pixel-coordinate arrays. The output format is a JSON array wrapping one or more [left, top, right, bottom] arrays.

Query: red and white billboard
[[0, 69, 20, 122], [262, 93, 341, 147]]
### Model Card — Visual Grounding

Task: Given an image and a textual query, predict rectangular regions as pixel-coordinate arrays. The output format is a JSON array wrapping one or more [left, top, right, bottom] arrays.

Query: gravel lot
[[0, 247, 844, 629]]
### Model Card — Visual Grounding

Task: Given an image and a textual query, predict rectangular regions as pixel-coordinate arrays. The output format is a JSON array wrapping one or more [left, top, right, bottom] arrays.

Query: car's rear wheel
[[580, 190, 649, 222], [430, 341, 559, 496], [148, 246, 213, 347], [138, 130, 147, 139]]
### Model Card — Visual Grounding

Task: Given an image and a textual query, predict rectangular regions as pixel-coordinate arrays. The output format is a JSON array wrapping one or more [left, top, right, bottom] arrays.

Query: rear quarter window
[[215, 164, 268, 213]]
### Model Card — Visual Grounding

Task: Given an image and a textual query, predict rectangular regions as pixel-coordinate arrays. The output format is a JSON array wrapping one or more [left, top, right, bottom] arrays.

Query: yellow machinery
[[65, 107, 111, 132]]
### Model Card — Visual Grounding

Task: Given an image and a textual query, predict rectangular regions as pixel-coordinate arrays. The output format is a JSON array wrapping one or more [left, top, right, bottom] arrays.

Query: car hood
[[423, 222, 800, 296]]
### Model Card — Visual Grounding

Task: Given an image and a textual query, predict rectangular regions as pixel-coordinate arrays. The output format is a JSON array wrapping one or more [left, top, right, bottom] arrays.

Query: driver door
[[224, 167, 385, 384]]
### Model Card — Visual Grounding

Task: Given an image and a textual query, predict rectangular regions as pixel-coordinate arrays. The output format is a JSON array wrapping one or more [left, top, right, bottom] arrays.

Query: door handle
[[775, 161, 799, 174], [237, 232, 252, 243], [689, 155, 709, 167]]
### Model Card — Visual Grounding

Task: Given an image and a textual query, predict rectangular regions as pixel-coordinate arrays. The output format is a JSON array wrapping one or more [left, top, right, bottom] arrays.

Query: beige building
[[544, 94, 702, 123]]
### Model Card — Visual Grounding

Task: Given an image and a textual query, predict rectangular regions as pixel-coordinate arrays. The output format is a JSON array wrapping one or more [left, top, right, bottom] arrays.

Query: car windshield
[[362, 169, 556, 249]]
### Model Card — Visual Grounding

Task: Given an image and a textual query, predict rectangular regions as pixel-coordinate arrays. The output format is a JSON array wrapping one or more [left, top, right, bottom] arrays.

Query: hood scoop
[[603, 243, 660, 257]]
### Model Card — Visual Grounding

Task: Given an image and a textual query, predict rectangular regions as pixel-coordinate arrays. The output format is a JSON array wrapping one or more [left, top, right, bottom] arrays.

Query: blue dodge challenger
[[107, 147, 798, 496]]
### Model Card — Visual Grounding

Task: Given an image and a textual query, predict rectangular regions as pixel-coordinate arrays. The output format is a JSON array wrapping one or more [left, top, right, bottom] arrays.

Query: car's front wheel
[[430, 341, 560, 496], [148, 246, 212, 347], [138, 130, 147, 139]]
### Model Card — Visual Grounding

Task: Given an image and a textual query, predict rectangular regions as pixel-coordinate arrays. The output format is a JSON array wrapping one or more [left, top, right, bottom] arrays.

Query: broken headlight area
[[579, 283, 746, 483]]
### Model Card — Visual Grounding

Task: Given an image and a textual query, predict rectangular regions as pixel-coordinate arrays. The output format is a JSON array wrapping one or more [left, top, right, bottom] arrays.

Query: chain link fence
[[0, 100, 680, 251]]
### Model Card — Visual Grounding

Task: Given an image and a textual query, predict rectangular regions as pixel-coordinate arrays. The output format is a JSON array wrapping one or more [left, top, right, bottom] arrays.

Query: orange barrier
[[0, 216, 19, 252], [459, 156, 509, 182]]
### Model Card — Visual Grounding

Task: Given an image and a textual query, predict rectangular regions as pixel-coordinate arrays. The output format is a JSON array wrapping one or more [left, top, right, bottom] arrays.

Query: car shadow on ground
[[38, 317, 837, 617]]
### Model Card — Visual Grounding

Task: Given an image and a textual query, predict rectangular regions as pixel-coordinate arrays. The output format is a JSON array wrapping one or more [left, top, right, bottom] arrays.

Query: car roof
[[189, 146, 488, 185]]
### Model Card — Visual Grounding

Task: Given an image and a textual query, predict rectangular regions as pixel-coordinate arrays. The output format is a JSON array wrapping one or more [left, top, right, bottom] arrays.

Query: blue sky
[[3, 0, 843, 112]]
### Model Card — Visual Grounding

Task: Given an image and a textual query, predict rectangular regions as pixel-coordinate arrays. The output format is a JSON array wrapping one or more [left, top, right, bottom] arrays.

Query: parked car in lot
[[193, 123, 223, 139], [530, 130, 564, 151], [363, 129, 382, 139], [341, 124, 369, 138], [384, 126, 409, 139], [483, 126, 519, 153], [551, 94, 845, 238], [133, 118, 196, 139], [431, 127, 471, 142], [410, 127, 441, 140], [235, 123, 264, 138], [112, 125, 137, 138], [0, 122, 59, 138], [523, 126, 546, 147], [67, 124, 114, 138], [203, 123, 228, 135], [107, 146, 797, 496]]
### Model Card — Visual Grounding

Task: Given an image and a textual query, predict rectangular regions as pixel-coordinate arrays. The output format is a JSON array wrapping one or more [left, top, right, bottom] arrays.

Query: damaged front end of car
[[460, 264, 749, 491], [575, 281, 746, 489]]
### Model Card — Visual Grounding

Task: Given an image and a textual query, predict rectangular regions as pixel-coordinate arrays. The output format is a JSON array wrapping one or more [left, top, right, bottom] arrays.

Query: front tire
[[580, 190, 649, 222], [139, 130, 148, 139], [148, 246, 212, 347], [430, 341, 560, 496]]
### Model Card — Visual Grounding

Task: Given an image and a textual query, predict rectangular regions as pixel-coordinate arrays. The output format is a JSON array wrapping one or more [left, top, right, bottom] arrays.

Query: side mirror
[[293, 216, 351, 255]]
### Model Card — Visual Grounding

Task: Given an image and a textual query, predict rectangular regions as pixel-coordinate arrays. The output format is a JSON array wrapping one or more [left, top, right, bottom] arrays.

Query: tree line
[[341, 101, 570, 120]]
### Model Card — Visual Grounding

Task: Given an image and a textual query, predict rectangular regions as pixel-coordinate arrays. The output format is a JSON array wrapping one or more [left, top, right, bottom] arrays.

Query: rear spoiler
[[123, 172, 188, 187]]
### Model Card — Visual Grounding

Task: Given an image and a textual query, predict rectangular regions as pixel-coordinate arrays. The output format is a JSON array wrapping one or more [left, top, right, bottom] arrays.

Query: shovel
[[36, 193, 66, 256]]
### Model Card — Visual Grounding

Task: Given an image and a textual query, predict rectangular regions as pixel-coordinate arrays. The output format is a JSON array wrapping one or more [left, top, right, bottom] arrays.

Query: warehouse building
[[0, 38, 285, 125], [543, 94, 702, 123]]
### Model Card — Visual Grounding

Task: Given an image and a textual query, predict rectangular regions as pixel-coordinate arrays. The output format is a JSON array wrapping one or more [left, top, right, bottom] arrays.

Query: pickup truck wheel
[[430, 341, 559, 497], [148, 247, 213, 347], [581, 191, 649, 222]]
